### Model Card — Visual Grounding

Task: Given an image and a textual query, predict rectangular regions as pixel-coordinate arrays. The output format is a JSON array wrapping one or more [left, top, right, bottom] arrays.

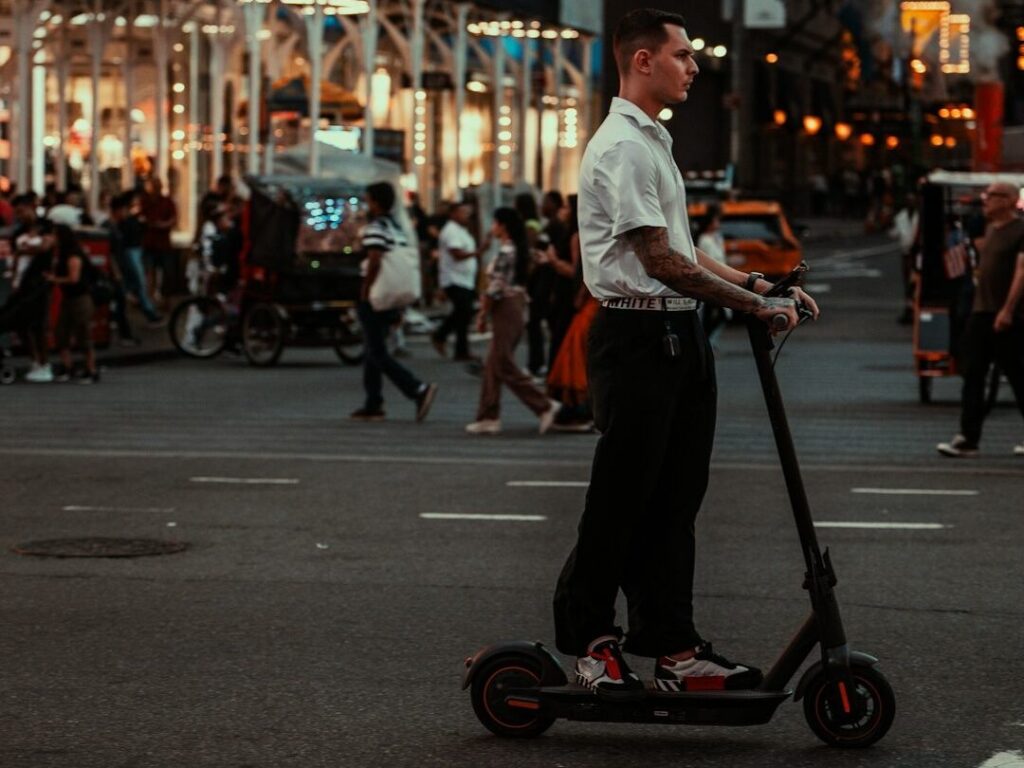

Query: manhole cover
[[11, 537, 188, 558]]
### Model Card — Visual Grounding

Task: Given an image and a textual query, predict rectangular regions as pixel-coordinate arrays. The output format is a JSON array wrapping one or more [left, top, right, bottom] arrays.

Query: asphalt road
[[1, 227, 1022, 768]]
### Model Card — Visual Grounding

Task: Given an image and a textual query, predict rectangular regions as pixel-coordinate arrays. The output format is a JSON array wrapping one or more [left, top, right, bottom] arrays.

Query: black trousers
[[959, 313, 1024, 444], [432, 285, 476, 358], [553, 308, 717, 658]]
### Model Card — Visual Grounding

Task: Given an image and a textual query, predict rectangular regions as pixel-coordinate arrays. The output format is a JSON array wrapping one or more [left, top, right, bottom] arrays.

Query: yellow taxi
[[688, 200, 803, 279]]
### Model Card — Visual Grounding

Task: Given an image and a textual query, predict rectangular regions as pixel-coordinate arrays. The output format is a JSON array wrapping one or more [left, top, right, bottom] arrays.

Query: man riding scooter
[[551, 7, 819, 698]]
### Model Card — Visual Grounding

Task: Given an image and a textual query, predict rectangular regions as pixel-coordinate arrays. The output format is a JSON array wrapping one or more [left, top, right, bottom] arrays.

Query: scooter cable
[[771, 327, 797, 368]]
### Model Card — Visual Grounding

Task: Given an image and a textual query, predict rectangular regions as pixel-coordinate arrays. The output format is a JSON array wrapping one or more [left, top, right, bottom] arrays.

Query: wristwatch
[[745, 272, 764, 292]]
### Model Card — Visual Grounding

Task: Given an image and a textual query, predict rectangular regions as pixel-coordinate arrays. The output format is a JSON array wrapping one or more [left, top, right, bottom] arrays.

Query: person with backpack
[[350, 182, 438, 422], [46, 224, 100, 383]]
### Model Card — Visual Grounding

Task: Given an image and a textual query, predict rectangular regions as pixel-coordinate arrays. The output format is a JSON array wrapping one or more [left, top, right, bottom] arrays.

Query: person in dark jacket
[[46, 225, 99, 383]]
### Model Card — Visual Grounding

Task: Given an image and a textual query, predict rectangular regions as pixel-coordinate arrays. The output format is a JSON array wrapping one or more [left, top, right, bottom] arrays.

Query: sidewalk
[[98, 301, 179, 367]]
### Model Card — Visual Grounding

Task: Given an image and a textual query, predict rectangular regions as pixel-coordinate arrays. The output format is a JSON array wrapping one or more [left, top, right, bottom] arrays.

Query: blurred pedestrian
[[46, 225, 99, 383], [697, 204, 729, 348], [525, 191, 566, 375], [514, 192, 543, 248], [350, 182, 438, 423], [140, 177, 178, 304], [118, 192, 163, 324], [102, 194, 140, 346], [431, 202, 487, 361], [890, 192, 919, 325], [465, 207, 559, 435], [937, 181, 1024, 458], [9, 194, 55, 382], [546, 194, 580, 369], [546, 195, 597, 432]]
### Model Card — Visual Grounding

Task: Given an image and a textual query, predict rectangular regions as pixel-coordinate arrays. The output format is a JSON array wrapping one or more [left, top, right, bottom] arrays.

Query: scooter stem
[[746, 316, 850, 659], [745, 317, 825, 576]]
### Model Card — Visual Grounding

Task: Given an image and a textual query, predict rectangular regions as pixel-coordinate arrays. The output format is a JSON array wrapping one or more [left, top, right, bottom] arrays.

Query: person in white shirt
[[431, 203, 488, 361], [696, 205, 729, 347], [551, 8, 819, 700]]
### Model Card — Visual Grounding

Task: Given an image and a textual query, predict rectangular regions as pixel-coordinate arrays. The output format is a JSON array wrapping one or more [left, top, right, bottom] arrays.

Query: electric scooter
[[462, 264, 896, 748]]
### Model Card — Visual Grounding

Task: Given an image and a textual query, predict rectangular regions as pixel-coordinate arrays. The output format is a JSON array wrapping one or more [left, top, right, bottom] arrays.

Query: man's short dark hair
[[613, 8, 688, 74], [11, 193, 35, 208], [366, 181, 397, 214]]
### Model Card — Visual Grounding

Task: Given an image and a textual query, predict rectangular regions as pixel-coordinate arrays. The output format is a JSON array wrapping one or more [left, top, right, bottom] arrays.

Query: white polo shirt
[[579, 97, 696, 301], [437, 219, 478, 290]]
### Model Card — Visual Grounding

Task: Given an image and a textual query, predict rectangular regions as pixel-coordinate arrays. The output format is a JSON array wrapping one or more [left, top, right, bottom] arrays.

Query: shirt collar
[[610, 97, 672, 143]]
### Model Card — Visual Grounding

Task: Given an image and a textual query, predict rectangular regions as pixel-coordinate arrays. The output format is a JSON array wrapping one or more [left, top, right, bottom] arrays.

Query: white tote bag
[[369, 218, 422, 311]]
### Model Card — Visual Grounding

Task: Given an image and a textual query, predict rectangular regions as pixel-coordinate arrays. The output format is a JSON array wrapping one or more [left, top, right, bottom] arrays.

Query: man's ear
[[633, 48, 652, 75]]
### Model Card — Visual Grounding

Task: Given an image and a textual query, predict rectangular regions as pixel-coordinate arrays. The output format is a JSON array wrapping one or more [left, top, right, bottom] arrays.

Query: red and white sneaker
[[654, 642, 763, 692], [574, 637, 645, 700]]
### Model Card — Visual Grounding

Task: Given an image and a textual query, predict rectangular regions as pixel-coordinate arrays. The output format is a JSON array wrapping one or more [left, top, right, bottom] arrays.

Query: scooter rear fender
[[792, 650, 879, 701], [461, 641, 568, 690]]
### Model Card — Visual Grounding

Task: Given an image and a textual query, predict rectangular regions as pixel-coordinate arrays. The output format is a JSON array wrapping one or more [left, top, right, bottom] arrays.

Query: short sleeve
[[591, 141, 667, 238], [361, 220, 391, 252]]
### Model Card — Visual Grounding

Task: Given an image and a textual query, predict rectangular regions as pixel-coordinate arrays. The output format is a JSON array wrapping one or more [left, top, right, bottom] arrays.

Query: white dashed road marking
[[851, 487, 979, 496], [189, 477, 300, 485], [420, 513, 547, 522], [506, 481, 589, 488], [63, 505, 177, 513], [815, 522, 946, 530], [978, 752, 1024, 768]]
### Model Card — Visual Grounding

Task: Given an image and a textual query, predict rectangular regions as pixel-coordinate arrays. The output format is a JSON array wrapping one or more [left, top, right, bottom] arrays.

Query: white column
[[410, 0, 425, 188], [519, 36, 531, 187], [31, 51, 46, 196], [304, 5, 324, 176], [453, 3, 469, 199], [210, 33, 226, 182], [242, 1, 265, 175], [13, 5, 33, 193], [89, 15, 106, 213], [188, 23, 200, 232], [153, 0, 170, 185], [551, 35, 562, 191], [361, 0, 378, 158], [56, 23, 69, 191], [491, 28, 505, 212], [122, 26, 135, 189]]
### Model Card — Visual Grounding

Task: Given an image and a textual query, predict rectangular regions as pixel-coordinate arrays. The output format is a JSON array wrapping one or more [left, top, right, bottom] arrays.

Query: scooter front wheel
[[471, 654, 555, 738], [803, 661, 895, 748]]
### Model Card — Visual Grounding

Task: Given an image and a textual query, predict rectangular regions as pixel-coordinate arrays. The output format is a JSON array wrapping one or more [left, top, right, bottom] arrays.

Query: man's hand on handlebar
[[790, 287, 820, 321], [753, 298, 800, 333]]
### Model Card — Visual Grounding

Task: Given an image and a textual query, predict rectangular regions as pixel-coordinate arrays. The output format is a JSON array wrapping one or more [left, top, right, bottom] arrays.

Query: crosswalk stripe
[[420, 513, 547, 522], [815, 522, 946, 530], [506, 481, 589, 488], [851, 488, 979, 496], [189, 477, 300, 485]]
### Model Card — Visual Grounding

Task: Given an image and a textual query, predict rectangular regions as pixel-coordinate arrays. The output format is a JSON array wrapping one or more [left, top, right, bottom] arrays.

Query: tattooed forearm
[[625, 227, 770, 312]]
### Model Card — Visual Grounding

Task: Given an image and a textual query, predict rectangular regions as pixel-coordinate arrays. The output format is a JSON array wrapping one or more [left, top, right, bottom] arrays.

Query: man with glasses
[[938, 181, 1024, 457]]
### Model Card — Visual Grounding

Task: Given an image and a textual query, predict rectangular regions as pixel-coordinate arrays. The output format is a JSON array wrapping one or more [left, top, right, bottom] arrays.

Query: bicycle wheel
[[169, 297, 228, 359], [243, 303, 286, 367], [332, 314, 364, 366]]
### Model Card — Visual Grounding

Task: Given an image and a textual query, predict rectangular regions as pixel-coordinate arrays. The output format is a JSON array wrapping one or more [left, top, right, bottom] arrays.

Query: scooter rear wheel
[[803, 661, 895, 748], [471, 654, 555, 738]]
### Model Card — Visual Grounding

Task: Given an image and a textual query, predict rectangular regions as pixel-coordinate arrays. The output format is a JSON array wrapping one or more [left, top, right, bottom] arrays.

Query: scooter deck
[[506, 685, 792, 726]]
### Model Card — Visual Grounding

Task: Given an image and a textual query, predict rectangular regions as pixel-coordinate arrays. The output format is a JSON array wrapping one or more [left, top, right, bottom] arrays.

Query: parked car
[[688, 200, 803, 279]]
